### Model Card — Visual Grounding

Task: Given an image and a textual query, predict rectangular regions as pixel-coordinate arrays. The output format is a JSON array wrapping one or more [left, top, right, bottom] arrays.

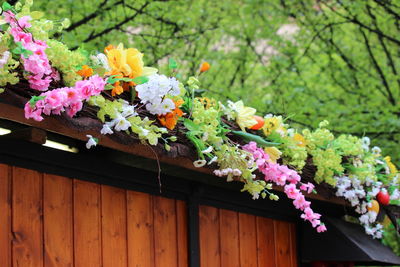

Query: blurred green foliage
[[26, 0, 400, 256]]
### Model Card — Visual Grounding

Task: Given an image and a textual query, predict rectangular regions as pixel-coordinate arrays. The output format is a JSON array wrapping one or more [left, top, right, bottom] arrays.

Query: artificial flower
[[86, 135, 98, 149], [293, 133, 306, 147], [232, 100, 257, 131], [77, 65, 93, 78], [199, 61, 210, 73], [158, 99, 184, 130], [264, 147, 281, 163]]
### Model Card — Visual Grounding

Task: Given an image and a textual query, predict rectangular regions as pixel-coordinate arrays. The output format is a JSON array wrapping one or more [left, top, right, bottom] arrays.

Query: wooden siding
[[199, 205, 298, 267], [0, 164, 188, 267]]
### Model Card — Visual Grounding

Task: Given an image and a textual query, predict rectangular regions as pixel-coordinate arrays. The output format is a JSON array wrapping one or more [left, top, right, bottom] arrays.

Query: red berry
[[377, 191, 390, 206]]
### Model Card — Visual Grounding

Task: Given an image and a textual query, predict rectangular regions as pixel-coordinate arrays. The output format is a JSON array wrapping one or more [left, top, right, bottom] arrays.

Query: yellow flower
[[262, 116, 280, 136], [384, 156, 398, 175], [293, 133, 307, 147], [233, 100, 257, 131], [106, 43, 157, 79], [264, 147, 282, 163]]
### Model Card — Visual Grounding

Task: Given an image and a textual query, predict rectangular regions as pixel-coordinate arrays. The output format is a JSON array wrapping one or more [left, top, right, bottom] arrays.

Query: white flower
[[90, 53, 110, 71], [0, 51, 10, 69], [252, 192, 260, 200], [201, 146, 213, 154], [361, 136, 370, 151], [359, 214, 370, 225], [371, 146, 381, 156], [232, 169, 242, 176], [113, 114, 131, 131], [193, 160, 206, 168], [100, 124, 113, 135], [390, 189, 400, 200], [169, 77, 181, 96], [86, 135, 98, 149], [208, 156, 218, 165]]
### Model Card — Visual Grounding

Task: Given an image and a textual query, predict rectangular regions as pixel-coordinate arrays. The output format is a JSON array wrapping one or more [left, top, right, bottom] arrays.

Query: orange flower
[[104, 44, 115, 53], [199, 62, 210, 73], [158, 99, 184, 130], [77, 65, 93, 78], [111, 81, 124, 96]]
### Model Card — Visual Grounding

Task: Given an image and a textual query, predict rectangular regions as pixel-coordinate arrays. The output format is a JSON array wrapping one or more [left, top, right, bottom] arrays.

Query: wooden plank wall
[[0, 164, 188, 267], [199, 205, 298, 267]]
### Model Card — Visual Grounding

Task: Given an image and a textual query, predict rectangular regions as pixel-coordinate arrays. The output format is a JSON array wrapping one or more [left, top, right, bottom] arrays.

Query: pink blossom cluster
[[242, 141, 327, 232], [25, 75, 106, 121], [5, 11, 57, 91]]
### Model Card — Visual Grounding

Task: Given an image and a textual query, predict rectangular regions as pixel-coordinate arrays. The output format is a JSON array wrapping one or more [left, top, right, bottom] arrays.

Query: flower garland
[[0, 0, 399, 237]]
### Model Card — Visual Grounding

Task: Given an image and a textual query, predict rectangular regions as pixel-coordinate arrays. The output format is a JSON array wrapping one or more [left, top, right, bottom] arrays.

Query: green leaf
[[183, 118, 200, 132], [104, 84, 114, 90], [168, 58, 178, 69], [29, 95, 46, 108], [0, 88, 4, 94], [132, 76, 149, 85], [232, 130, 281, 147], [2, 2, 12, 12]]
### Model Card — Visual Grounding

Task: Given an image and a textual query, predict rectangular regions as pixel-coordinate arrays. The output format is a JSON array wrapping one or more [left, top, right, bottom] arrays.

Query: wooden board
[[274, 220, 292, 267], [0, 164, 11, 267], [73, 180, 102, 267], [12, 166, 43, 267], [256, 217, 276, 267], [199, 205, 221, 267], [127, 191, 155, 267], [238, 213, 258, 267], [43, 174, 73, 267], [219, 209, 240, 267], [153, 196, 178, 267], [176, 200, 189, 267], [101, 185, 128, 267]]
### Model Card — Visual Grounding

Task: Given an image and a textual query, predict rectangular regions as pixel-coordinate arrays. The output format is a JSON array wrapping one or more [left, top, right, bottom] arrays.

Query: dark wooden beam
[[0, 127, 47, 145]]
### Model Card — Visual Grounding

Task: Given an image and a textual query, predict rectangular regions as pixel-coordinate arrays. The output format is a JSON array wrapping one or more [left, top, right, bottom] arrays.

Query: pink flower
[[311, 219, 321, 228], [293, 194, 310, 210], [3, 11, 16, 24], [317, 224, 327, 233], [28, 75, 52, 91], [18, 16, 32, 28], [76, 75, 106, 100], [284, 184, 300, 199], [65, 88, 81, 104], [66, 101, 83, 117], [10, 28, 32, 44], [24, 102, 43, 121]]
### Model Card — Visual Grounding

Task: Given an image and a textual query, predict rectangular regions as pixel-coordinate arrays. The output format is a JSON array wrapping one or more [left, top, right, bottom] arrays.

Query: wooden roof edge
[[0, 101, 347, 206]]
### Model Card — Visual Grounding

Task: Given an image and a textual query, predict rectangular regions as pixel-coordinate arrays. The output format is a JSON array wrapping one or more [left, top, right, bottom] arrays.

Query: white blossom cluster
[[100, 100, 138, 135], [335, 175, 384, 238], [136, 74, 181, 115]]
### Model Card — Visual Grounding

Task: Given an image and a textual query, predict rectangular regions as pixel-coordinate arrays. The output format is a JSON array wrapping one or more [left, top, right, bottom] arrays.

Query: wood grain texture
[[127, 191, 154, 267], [101, 185, 128, 267], [238, 213, 258, 267], [219, 209, 240, 267], [274, 220, 292, 267], [199, 205, 221, 267], [153, 196, 178, 267], [43, 174, 73, 267], [12, 166, 43, 267], [0, 164, 11, 267], [74, 180, 102, 267], [176, 200, 188, 267], [289, 223, 298, 267], [256, 217, 276, 267]]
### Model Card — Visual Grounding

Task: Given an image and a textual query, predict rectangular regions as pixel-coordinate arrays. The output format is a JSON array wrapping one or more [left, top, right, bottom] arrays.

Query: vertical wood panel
[[127, 191, 154, 267], [274, 220, 292, 267], [289, 223, 298, 267], [74, 180, 102, 267], [12, 166, 43, 267], [43, 174, 73, 267], [256, 217, 276, 267], [238, 213, 258, 267], [101, 185, 128, 267], [0, 164, 11, 267], [219, 209, 240, 267], [153, 196, 178, 267], [199, 205, 221, 267], [176, 200, 188, 267]]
